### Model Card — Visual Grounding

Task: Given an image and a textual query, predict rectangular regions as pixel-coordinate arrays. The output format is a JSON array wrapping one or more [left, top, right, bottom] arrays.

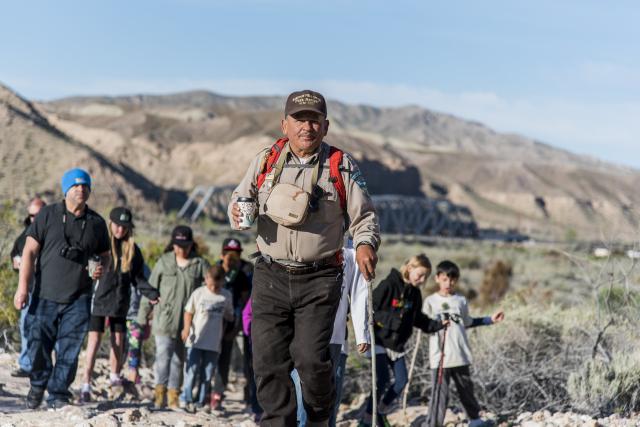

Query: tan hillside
[[0, 83, 186, 213], [2, 82, 638, 239]]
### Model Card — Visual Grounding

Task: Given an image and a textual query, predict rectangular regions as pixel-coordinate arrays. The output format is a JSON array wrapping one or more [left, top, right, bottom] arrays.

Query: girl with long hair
[[81, 207, 159, 402]]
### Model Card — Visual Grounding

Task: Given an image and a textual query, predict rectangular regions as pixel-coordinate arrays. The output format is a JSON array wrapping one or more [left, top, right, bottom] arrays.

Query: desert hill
[[2, 82, 638, 239]]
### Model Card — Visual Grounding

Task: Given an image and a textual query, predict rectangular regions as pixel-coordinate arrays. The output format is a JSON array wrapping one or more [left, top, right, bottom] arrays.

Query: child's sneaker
[[377, 398, 396, 415], [108, 378, 124, 400], [79, 384, 91, 403], [210, 392, 222, 411]]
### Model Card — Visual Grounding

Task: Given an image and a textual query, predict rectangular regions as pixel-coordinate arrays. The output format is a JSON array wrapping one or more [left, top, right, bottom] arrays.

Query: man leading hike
[[229, 90, 380, 427]]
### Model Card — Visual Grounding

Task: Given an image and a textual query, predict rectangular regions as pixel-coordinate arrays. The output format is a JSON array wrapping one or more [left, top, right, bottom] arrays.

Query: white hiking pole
[[402, 330, 422, 422], [366, 279, 377, 427]]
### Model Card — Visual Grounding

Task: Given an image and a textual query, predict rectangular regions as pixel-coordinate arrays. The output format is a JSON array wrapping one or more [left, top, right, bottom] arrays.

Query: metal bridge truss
[[178, 187, 478, 238]]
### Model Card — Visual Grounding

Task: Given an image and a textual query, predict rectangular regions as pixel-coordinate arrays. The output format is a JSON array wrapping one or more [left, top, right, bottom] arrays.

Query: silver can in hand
[[88, 255, 101, 278], [237, 197, 257, 229]]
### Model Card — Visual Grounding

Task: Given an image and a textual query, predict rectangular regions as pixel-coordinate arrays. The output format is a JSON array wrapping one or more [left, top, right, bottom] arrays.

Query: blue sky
[[1, 0, 638, 168]]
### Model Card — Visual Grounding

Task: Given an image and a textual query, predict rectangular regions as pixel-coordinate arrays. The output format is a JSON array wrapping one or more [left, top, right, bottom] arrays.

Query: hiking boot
[[167, 388, 180, 409], [11, 368, 30, 378], [154, 384, 167, 409], [26, 387, 44, 409], [377, 398, 395, 415], [200, 403, 211, 414], [184, 402, 196, 413]]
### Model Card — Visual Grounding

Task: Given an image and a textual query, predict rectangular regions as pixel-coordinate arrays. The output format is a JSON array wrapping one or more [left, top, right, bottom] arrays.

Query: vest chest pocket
[[316, 185, 341, 222]]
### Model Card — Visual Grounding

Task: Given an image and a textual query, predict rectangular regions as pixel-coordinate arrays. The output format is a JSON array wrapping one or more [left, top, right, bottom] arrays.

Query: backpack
[[256, 138, 347, 211]]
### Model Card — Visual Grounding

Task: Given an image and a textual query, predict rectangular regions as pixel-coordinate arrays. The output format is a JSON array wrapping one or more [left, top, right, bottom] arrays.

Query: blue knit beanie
[[61, 168, 92, 196]]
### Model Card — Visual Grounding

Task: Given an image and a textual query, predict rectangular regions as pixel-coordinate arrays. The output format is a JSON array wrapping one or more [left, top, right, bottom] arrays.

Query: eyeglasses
[[308, 185, 324, 213]]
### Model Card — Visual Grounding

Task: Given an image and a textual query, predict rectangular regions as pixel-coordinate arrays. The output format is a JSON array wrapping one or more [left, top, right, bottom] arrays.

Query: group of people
[[10, 168, 258, 416], [9, 89, 505, 427]]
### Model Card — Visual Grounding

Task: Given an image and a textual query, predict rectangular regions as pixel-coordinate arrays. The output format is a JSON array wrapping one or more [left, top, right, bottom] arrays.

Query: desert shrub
[[455, 255, 482, 270], [597, 286, 640, 314], [140, 240, 167, 269], [0, 261, 19, 330], [0, 202, 21, 348], [568, 352, 640, 415], [477, 260, 511, 308], [399, 304, 621, 414]]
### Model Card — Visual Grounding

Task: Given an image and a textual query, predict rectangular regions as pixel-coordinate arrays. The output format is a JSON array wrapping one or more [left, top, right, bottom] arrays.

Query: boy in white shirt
[[422, 260, 504, 427], [181, 265, 234, 412]]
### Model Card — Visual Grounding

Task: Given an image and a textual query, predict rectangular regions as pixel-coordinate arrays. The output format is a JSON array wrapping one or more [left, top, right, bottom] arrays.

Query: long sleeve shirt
[[228, 141, 380, 263]]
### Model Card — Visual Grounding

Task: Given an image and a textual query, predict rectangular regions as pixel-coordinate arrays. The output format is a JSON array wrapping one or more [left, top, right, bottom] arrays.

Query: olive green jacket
[[137, 251, 209, 338]]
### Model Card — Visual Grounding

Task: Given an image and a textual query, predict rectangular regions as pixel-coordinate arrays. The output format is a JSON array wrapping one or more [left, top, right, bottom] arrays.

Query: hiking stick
[[402, 330, 422, 421], [366, 279, 377, 427]]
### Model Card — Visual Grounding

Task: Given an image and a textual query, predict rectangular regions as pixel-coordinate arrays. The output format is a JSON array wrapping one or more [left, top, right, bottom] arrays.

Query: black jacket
[[91, 243, 159, 318], [372, 268, 443, 352]]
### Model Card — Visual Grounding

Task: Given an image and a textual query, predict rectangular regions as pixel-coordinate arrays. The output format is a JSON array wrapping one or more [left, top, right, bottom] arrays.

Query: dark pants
[[27, 294, 90, 403], [365, 354, 408, 416], [294, 343, 345, 427], [427, 365, 481, 427], [330, 351, 348, 427], [252, 258, 342, 426], [213, 336, 234, 398], [245, 339, 263, 415]]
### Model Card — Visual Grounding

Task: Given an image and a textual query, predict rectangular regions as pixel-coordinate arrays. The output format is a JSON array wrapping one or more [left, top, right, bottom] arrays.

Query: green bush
[[0, 262, 19, 330], [568, 352, 640, 415], [597, 286, 640, 314]]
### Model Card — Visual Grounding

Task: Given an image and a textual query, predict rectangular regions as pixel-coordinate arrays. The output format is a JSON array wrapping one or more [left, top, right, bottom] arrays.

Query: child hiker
[[181, 265, 234, 413], [361, 254, 448, 427], [81, 207, 159, 402], [423, 260, 505, 427], [138, 225, 209, 409]]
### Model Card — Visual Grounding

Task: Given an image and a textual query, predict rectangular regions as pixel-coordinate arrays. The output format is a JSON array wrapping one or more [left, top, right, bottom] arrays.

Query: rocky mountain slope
[[2, 82, 638, 239]]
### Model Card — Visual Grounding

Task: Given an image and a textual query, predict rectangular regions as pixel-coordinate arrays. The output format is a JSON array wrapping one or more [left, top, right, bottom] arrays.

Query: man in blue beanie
[[14, 167, 110, 410]]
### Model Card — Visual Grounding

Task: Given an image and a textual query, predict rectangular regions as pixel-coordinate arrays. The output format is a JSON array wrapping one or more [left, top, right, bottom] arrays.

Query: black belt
[[261, 253, 342, 275]]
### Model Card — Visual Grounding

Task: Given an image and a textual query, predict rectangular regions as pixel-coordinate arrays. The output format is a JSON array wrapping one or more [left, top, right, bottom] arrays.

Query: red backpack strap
[[256, 138, 288, 189], [328, 146, 347, 211]]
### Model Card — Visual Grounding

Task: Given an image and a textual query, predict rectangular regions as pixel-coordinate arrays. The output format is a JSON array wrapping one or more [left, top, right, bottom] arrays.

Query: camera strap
[[62, 202, 88, 248]]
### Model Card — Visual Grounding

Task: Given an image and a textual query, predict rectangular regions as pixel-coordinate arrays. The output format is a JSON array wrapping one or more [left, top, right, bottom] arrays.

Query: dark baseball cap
[[285, 90, 327, 117], [109, 207, 134, 228], [171, 225, 194, 247], [222, 238, 242, 252]]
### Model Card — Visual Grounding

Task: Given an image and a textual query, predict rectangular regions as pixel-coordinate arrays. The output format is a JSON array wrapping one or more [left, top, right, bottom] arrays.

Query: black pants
[[214, 336, 234, 398], [427, 365, 481, 427], [252, 258, 343, 426]]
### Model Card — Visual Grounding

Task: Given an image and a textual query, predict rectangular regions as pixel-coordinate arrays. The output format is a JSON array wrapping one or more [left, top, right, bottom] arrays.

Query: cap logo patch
[[292, 94, 321, 106], [75, 178, 84, 183], [228, 240, 240, 249], [120, 214, 129, 221], [175, 234, 187, 240]]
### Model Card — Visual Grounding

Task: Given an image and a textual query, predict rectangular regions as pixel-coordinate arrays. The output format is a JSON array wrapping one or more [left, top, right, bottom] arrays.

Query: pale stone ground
[[0, 352, 637, 427]]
